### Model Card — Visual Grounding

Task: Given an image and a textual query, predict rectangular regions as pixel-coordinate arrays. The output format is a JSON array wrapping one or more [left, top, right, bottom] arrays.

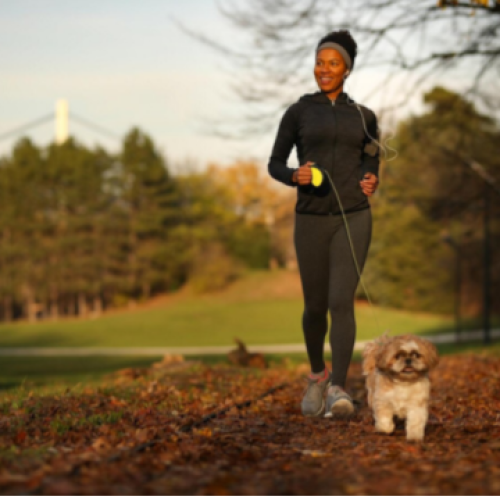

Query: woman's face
[[314, 48, 347, 94]]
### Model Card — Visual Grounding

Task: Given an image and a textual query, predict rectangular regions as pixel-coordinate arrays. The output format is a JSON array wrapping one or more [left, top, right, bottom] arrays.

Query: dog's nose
[[405, 358, 412, 365]]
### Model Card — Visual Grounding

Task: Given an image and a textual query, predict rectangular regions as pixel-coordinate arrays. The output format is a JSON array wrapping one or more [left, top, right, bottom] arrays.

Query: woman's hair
[[317, 30, 358, 69]]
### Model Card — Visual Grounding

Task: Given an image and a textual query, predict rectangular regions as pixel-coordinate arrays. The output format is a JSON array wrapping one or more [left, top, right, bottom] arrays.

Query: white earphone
[[340, 71, 398, 162]]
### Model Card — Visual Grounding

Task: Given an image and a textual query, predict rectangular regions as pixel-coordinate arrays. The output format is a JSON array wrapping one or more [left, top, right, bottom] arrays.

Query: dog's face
[[375, 335, 438, 380]]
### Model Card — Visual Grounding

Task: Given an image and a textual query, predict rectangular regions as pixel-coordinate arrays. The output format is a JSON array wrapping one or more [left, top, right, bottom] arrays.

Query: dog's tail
[[361, 333, 391, 376]]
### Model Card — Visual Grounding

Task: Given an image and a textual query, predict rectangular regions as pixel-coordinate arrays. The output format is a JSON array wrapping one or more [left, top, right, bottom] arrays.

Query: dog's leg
[[406, 406, 428, 441], [373, 400, 394, 434], [366, 388, 373, 408]]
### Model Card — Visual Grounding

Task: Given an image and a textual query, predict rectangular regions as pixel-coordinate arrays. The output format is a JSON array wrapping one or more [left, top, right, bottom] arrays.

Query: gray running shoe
[[324, 385, 355, 418], [301, 371, 331, 417]]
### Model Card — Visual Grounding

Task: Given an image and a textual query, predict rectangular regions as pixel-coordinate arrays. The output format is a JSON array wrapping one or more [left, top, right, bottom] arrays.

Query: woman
[[268, 30, 380, 417]]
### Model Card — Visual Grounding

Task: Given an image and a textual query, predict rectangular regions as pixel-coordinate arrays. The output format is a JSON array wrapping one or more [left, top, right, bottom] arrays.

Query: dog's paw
[[406, 429, 425, 441], [375, 421, 395, 434]]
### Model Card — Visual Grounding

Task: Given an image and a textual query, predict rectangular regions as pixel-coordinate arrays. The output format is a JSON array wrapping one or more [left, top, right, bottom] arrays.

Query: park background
[[1, 0, 499, 380], [0, 1, 500, 494]]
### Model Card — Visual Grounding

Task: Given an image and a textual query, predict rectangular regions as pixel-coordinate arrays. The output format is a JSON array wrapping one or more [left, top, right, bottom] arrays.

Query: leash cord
[[322, 169, 383, 333]]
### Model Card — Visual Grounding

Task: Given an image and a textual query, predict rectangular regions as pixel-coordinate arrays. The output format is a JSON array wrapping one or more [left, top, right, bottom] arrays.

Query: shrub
[[188, 241, 244, 293]]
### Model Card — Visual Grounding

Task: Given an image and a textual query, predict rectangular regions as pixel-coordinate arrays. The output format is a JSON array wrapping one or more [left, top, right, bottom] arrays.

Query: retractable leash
[[310, 164, 384, 334], [307, 95, 398, 335], [311, 96, 398, 333]]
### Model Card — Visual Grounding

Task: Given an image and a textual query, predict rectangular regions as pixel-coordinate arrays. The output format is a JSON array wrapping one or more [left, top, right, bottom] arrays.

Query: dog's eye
[[411, 352, 421, 358]]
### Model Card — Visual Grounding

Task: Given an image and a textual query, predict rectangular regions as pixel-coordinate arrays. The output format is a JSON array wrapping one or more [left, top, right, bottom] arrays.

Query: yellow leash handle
[[310, 165, 324, 187]]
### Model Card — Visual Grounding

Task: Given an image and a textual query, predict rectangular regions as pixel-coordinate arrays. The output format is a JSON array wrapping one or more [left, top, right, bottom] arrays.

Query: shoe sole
[[324, 398, 354, 418]]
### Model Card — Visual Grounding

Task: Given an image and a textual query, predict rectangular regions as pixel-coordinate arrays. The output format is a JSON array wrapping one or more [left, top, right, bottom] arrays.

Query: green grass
[[0, 269, 497, 399], [0, 356, 161, 398], [0, 292, 462, 350], [0, 269, 492, 349]]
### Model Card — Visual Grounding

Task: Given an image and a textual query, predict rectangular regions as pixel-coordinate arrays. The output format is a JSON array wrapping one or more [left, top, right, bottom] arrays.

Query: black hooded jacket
[[268, 91, 380, 216]]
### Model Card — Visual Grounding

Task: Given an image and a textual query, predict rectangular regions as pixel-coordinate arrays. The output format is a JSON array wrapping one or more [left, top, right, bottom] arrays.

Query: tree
[[364, 195, 453, 313], [176, 0, 500, 137], [0, 138, 44, 321], [119, 127, 181, 300], [205, 161, 299, 268], [42, 138, 117, 319], [364, 86, 500, 314], [0, 130, 286, 320]]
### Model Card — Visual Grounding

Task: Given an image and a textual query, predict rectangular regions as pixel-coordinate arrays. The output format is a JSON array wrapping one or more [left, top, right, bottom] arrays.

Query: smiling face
[[314, 48, 347, 95]]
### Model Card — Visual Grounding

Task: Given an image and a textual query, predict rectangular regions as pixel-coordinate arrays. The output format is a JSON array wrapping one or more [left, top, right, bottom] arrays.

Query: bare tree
[[174, 0, 500, 137]]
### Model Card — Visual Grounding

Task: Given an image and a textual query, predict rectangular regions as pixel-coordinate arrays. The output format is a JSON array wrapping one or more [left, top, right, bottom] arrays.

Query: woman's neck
[[324, 85, 344, 101]]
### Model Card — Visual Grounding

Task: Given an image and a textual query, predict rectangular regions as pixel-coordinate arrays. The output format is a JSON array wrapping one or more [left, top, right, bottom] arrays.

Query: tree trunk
[[25, 300, 37, 323], [64, 297, 76, 317], [128, 213, 137, 294], [22, 285, 37, 323], [49, 301, 59, 320], [142, 281, 151, 300], [3, 296, 12, 322], [78, 292, 88, 317], [92, 295, 103, 317], [71, 296, 78, 316], [50, 288, 60, 320]]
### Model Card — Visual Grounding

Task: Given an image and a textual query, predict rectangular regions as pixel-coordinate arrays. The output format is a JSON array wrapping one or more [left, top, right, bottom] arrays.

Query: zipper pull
[[331, 100, 335, 106]]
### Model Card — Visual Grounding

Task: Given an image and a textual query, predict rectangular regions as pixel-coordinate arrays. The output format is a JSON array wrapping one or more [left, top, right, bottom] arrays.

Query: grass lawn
[[0, 269, 497, 398], [0, 299, 455, 348], [0, 269, 474, 349]]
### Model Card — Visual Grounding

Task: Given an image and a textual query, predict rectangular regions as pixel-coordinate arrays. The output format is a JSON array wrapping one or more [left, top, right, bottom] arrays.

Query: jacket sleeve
[[268, 104, 299, 187], [361, 110, 380, 178]]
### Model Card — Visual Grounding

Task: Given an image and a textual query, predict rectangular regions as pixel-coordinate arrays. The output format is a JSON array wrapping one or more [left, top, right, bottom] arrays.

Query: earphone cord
[[322, 169, 384, 334], [346, 96, 399, 163]]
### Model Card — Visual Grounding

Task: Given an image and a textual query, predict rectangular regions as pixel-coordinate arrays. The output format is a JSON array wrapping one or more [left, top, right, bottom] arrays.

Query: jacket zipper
[[330, 99, 337, 215]]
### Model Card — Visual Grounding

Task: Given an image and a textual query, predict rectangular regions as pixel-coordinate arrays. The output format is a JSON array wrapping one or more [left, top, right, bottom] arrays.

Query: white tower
[[55, 99, 69, 144]]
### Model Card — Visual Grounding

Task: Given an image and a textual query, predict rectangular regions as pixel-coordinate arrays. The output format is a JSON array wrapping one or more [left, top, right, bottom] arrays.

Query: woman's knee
[[328, 294, 354, 315], [303, 303, 328, 321]]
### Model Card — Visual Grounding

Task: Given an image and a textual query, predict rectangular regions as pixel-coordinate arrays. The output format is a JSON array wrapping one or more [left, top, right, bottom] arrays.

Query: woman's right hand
[[292, 161, 314, 185]]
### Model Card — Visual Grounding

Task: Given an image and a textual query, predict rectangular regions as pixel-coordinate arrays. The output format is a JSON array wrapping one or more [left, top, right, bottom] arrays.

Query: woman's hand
[[292, 161, 314, 185], [360, 173, 379, 197]]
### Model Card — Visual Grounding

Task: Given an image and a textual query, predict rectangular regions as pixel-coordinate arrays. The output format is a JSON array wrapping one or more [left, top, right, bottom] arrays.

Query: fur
[[362, 334, 438, 441]]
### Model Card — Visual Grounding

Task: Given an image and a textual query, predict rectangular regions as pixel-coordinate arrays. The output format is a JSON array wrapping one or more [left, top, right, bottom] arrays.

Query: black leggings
[[293, 208, 372, 387]]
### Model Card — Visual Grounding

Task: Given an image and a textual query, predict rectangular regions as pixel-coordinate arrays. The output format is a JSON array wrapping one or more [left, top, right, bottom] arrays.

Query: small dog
[[362, 334, 439, 441]]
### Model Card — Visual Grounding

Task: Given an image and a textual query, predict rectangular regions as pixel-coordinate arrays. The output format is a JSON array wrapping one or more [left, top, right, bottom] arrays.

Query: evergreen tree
[[119, 128, 180, 300], [2, 138, 45, 321], [365, 86, 500, 314]]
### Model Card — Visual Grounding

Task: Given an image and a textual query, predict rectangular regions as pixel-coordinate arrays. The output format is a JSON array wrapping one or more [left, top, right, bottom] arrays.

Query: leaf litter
[[0, 354, 499, 494]]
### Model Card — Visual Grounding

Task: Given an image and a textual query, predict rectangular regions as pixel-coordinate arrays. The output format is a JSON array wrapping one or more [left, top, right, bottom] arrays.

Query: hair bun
[[317, 30, 357, 70]]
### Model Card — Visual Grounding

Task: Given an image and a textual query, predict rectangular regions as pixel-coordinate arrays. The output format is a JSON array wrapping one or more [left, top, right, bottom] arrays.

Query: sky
[[0, 0, 467, 173]]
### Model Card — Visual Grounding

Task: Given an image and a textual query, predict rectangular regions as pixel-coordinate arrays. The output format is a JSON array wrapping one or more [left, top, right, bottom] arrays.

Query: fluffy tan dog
[[362, 334, 439, 441]]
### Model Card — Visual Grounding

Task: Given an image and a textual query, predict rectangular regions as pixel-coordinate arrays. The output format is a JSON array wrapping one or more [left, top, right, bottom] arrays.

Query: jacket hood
[[299, 91, 350, 104]]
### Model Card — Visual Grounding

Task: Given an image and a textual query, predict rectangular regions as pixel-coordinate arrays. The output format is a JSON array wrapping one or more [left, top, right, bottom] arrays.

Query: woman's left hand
[[360, 173, 379, 197]]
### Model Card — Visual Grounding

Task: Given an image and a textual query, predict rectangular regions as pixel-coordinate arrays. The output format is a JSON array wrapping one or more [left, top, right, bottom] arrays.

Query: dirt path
[[1, 354, 500, 494]]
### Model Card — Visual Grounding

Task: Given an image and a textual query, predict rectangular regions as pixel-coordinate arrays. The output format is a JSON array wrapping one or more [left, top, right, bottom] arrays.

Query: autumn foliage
[[1, 354, 500, 494]]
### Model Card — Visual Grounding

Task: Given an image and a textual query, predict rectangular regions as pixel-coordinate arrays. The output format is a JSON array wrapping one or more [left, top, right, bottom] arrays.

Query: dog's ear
[[364, 335, 395, 373], [379, 332, 390, 343], [374, 342, 395, 372], [362, 341, 378, 375], [420, 339, 439, 370]]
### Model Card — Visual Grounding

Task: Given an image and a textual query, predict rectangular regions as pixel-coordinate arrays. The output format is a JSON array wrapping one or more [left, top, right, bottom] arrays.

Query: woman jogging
[[268, 30, 380, 417]]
